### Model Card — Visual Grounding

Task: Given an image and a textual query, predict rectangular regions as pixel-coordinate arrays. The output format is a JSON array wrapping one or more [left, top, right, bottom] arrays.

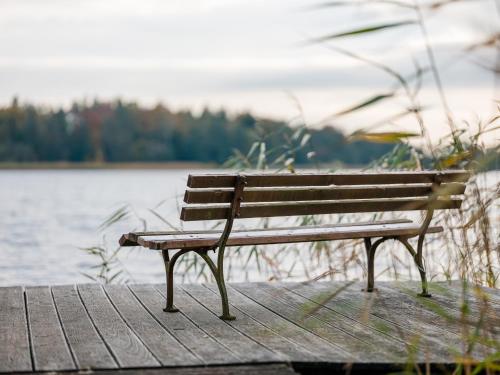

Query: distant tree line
[[2, 97, 497, 169], [0, 98, 402, 166]]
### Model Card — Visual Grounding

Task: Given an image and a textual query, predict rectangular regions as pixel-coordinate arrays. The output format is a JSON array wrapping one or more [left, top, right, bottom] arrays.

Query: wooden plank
[[232, 283, 387, 363], [427, 281, 500, 309], [204, 283, 356, 362], [180, 197, 462, 221], [154, 284, 281, 363], [51, 285, 117, 370], [122, 219, 413, 246], [378, 283, 500, 338], [292, 283, 488, 361], [140, 223, 443, 250], [374, 283, 499, 351], [187, 171, 470, 188], [1, 281, 497, 372], [250, 282, 439, 360], [308, 281, 471, 339], [91, 363, 299, 375], [0, 287, 32, 373], [128, 284, 238, 365], [467, 283, 500, 301], [25, 286, 76, 371], [184, 183, 466, 204], [77, 284, 159, 368], [104, 284, 201, 367], [183, 283, 316, 362], [378, 282, 500, 325], [237, 282, 462, 363], [266, 282, 459, 362]]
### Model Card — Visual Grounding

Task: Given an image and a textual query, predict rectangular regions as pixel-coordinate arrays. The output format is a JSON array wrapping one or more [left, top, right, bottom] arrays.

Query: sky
[[0, 0, 498, 142]]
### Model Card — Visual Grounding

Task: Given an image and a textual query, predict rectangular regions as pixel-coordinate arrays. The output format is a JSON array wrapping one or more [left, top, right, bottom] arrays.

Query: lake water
[[0, 169, 201, 286], [1, 169, 498, 286]]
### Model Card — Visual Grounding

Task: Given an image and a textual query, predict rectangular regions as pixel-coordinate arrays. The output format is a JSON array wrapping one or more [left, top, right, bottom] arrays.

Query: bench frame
[[162, 175, 246, 320], [160, 174, 439, 320]]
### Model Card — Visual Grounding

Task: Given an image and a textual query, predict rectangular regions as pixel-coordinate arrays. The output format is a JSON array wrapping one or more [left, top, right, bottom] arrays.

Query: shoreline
[[0, 161, 217, 170], [2, 162, 497, 172], [0, 161, 350, 170]]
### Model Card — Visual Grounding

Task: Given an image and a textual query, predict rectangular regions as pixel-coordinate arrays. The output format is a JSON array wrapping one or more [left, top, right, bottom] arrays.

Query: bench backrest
[[181, 171, 470, 221]]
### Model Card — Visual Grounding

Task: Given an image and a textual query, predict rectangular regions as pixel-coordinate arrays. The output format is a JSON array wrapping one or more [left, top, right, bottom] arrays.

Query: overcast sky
[[1, 0, 498, 141]]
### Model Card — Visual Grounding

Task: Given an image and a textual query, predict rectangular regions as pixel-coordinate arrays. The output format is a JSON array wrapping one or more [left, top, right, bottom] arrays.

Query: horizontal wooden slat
[[119, 219, 413, 246], [138, 222, 444, 250], [184, 183, 466, 204], [181, 198, 462, 221], [187, 171, 470, 188]]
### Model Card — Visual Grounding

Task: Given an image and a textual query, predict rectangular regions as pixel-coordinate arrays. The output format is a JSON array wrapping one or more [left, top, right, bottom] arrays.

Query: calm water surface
[[0, 169, 204, 286], [1, 169, 498, 286]]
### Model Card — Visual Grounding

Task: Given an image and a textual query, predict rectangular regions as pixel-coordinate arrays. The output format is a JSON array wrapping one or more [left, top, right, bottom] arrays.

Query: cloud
[[0, 0, 497, 140]]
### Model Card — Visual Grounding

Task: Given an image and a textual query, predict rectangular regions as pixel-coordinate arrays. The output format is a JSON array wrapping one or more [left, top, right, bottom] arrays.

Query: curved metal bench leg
[[363, 237, 390, 293], [415, 234, 431, 297], [363, 238, 375, 292], [197, 250, 235, 320], [161, 250, 176, 312], [188, 174, 244, 320], [397, 237, 431, 297], [163, 249, 190, 312]]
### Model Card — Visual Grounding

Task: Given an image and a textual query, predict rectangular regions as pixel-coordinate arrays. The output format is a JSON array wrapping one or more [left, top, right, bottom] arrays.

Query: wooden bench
[[120, 170, 470, 320]]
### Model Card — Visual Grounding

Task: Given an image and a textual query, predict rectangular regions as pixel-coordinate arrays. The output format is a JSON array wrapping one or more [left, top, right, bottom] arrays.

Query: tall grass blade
[[350, 131, 420, 143], [99, 205, 129, 231], [308, 0, 415, 10], [308, 21, 416, 43], [335, 93, 395, 117], [148, 208, 181, 231]]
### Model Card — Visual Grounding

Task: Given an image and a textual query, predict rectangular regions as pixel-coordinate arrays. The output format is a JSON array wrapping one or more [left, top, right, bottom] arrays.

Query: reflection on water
[[0, 169, 498, 286]]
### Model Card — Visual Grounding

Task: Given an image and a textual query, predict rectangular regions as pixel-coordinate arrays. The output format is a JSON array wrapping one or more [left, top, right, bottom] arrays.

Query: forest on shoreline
[[1, 98, 498, 169], [0, 98, 396, 166]]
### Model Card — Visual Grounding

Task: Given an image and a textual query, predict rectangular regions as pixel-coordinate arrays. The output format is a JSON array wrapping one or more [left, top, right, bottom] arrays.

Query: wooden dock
[[1, 281, 499, 374]]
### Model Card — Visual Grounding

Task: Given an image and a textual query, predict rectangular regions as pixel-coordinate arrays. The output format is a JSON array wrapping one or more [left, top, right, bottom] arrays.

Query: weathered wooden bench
[[120, 170, 470, 320]]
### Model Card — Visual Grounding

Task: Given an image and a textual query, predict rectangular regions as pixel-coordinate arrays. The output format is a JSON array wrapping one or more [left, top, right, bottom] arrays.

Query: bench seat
[[120, 218, 443, 251], [120, 170, 469, 320]]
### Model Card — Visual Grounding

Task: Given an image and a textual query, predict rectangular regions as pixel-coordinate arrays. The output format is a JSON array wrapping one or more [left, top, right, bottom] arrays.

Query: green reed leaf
[[309, 0, 415, 10], [438, 150, 472, 169], [99, 204, 129, 231], [256, 142, 267, 170], [350, 131, 420, 143], [335, 93, 395, 117], [428, 0, 466, 10], [108, 270, 123, 283], [81, 272, 97, 282], [300, 133, 311, 147], [148, 208, 180, 231], [309, 20, 416, 43]]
